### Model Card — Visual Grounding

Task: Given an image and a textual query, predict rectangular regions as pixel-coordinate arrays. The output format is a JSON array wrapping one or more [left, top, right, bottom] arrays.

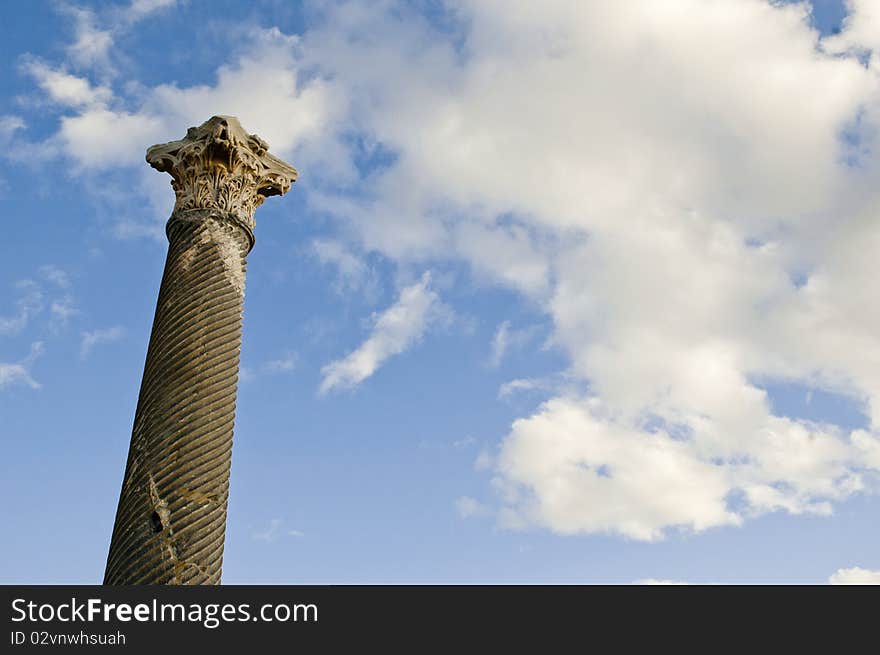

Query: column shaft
[[104, 212, 249, 585]]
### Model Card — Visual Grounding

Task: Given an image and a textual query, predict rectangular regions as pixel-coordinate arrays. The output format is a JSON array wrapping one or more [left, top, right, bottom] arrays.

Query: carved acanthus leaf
[[146, 115, 298, 228]]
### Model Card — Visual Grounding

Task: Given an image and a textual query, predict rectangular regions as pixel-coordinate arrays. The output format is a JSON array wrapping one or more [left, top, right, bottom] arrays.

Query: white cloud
[[241, 351, 298, 384], [319, 272, 442, 393], [39, 265, 70, 289], [474, 449, 493, 471], [252, 518, 283, 543], [495, 397, 742, 540], [312, 239, 363, 278], [112, 215, 166, 241], [853, 430, 880, 469], [59, 108, 166, 170], [497, 375, 576, 401], [0, 279, 44, 335], [60, 1, 178, 73], [497, 378, 546, 400], [311, 239, 379, 298], [38, 266, 77, 328], [829, 567, 880, 584], [0, 342, 44, 391], [488, 321, 538, 367], [80, 326, 124, 359], [23, 60, 113, 108], [253, 517, 303, 542], [489, 322, 512, 368], [125, 0, 178, 23], [239, 366, 256, 384], [49, 296, 77, 327], [262, 352, 298, 373], [62, 6, 114, 72], [0, 363, 40, 391], [823, 0, 880, 58], [455, 223, 552, 297], [146, 28, 345, 166], [0, 115, 25, 143], [0, 270, 75, 334]]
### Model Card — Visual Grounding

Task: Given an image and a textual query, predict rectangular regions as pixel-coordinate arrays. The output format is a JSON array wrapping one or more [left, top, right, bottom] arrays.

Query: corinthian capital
[[146, 115, 298, 229]]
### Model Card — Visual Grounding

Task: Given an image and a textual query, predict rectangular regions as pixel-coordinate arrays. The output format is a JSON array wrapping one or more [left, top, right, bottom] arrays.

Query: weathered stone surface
[[146, 115, 298, 230], [104, 116, 296, 585]]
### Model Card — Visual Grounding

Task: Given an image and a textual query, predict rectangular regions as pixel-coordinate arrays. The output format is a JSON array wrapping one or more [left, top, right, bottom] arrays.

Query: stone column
[[104, 116, 297, 585]]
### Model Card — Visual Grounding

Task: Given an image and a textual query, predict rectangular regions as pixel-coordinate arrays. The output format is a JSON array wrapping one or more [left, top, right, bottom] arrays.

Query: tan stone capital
[[146, 115, 298, 233]]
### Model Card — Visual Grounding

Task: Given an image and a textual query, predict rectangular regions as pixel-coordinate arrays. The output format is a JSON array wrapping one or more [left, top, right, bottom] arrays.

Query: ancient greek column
[[104, 116, 297, 584]]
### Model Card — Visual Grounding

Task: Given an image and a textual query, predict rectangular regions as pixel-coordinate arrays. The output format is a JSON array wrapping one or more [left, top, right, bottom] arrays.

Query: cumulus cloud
[[828, 567, 880, 584], [80, 326, 124, 359], [20, 0, 880, 540], [495, 397, 743, 540], [293, 0, 880, 540], [823, 0, 880, 58]]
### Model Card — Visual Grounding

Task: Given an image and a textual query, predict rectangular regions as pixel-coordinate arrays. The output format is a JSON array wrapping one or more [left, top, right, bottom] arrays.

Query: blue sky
[[2, 0, 880, 585]]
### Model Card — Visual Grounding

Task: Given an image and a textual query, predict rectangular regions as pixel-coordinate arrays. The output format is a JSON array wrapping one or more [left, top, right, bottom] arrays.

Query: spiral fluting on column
[[104, 214, 249, 584], [104, 116, 297, 585]]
